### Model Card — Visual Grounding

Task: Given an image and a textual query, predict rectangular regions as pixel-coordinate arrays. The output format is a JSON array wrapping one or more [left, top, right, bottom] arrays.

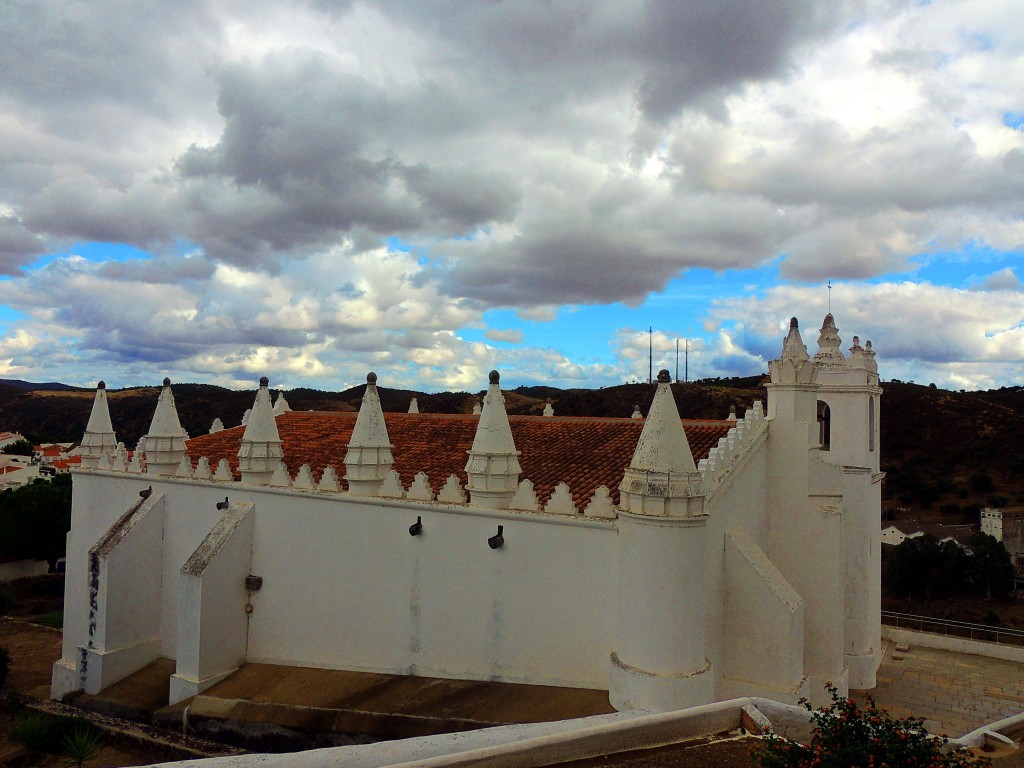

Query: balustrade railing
[[881, 610, 1024, 647]]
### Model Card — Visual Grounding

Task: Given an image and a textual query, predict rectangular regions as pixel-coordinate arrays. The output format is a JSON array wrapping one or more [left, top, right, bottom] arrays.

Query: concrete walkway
[[853, 640, 1024, 737]]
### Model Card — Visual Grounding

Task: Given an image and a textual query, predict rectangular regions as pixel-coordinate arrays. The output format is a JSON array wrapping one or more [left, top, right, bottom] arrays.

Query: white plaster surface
[[55, 314, 885, 717], [171, 501, 254, 703]]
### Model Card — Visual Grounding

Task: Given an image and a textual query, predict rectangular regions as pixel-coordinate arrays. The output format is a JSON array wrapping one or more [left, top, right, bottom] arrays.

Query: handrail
[[882, 610, 1024, 646]]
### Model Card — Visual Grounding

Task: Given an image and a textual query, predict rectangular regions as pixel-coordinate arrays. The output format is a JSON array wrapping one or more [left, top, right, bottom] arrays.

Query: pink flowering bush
[[754, 685, 990, 768]]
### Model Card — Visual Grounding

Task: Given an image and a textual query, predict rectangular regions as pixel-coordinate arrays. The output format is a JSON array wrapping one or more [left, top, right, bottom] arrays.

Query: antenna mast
[[648, 326, 653, 384]]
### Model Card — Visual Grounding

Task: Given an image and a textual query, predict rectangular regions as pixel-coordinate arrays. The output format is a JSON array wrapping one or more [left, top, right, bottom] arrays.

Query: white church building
[[52, 314, 883, 713]]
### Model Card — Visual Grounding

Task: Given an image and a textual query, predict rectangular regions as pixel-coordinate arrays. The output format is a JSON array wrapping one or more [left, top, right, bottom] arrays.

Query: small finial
[[259, 376, 269, 387], [865, 340, 873, 350], [163, 377, 171, 387], [97, 381, 106, 390], [790, 317, 798, 329], [657, 369, 671, 383], [367, 372, 377, 384], [489, 370, 500, 384]]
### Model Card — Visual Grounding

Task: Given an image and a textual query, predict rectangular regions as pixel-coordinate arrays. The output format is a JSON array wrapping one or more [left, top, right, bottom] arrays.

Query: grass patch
[[32, 611, 63, 628]]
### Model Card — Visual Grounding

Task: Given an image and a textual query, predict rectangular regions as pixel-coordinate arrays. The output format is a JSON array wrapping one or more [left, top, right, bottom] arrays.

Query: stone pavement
[[852, 639, 1024, 738]]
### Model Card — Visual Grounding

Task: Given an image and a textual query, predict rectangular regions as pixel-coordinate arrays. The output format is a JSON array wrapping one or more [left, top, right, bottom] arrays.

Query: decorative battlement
[[698, 401, 767, 499], [74, 370, 736, 522]]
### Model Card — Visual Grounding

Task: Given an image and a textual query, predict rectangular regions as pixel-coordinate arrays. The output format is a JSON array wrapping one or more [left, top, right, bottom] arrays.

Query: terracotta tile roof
[[186, 413, 734, 510]]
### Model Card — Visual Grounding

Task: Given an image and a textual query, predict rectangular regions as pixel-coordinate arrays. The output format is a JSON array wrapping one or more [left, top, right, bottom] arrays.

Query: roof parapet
[[80, 381, 117, 469], [345, 372, 395, 496], [465, 370, 521, 509], [144, 378, 186, 476], [618, 370, 703, 517], [238, 377, 283, 485]]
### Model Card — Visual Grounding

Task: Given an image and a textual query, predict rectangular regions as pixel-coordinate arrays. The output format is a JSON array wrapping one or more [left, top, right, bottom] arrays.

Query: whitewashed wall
[[57, 471, 617, 698]]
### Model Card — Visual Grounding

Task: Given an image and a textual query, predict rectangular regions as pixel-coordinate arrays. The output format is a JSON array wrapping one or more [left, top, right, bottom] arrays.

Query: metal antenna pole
[[685, 338, 689, 383], [648, 326, 653, 384], [675, 338, 679, 383]]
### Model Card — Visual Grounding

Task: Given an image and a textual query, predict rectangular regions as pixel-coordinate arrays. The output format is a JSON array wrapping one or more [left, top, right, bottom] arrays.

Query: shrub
[[33, 611, 63, 629], [13, 713, 93, 754], [13, 712, 60, 752], [970, 472, 995, 493], [63, 722, 102, 767], [0, 581, 13, 617], [5, 687, 25, 714], [754, 685, 989, 768]]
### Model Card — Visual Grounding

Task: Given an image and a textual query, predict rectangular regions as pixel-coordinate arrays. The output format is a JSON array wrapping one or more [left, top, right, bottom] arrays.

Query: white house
[[52, 314, 883, 714]]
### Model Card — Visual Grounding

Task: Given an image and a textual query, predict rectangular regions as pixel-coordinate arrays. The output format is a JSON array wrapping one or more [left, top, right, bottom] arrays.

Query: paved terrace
[[852, 639, 1024, 737], [15, 623, 1017, 746]]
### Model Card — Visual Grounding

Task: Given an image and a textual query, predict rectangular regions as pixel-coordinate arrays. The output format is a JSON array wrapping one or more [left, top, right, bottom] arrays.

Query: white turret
[[144, 378, 186, 475], [238, 377, 284, 485], [767, 318, 818, 429], [618, 370, 702, 517], [273, 391, 292, 415], [543, 399, 554, 417], [464, 371, 521, 509], [80, 381, 117, 469], [812, 313, 846, 369], [344, 373, 395, 496], [811, 314, 883, 690], [408, 397, 419, 414], [611, 369, 711, 712]]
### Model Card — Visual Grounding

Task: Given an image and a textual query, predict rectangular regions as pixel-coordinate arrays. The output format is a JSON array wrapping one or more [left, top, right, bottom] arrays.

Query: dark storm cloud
[[634, 0, 847, 122], [0, 216, 45, 274], [0, 0, 220, 133], [171, 52, 521, 265]]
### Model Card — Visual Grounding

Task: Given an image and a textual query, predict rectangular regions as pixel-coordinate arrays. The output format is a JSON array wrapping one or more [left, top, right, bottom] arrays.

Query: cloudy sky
[[0, 0, 1021, 393]]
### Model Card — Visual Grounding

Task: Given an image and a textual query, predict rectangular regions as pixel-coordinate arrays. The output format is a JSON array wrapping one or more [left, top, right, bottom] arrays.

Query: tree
[[1, 439, 34, 456], [0, 474, 72, 570], [755, 685, 989, 768], [969, 532, 1015, 599], [888, 534, 943, 599]]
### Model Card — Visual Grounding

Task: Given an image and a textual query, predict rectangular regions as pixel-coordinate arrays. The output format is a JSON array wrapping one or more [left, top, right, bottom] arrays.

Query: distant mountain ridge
[[1, 377, 1021, 515], [0, 379, 86, 392]]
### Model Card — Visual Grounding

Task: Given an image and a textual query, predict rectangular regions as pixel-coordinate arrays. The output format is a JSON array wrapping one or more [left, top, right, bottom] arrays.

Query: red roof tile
[[186, 413, 734, 509]]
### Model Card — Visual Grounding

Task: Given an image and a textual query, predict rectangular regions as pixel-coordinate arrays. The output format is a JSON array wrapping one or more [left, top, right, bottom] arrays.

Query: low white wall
[[882, 626, 1024, 663], [0, 559, 49, 581], [147, 699, 755, 768]]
